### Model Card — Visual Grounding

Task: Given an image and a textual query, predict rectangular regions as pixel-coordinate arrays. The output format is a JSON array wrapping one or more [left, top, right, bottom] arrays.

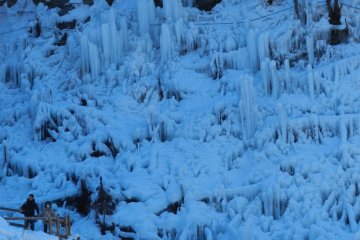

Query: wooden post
[[56, 217, 60, 236], [65, 216, 71, 236], [3, 144, 6, 163], [49, 217, 53, 235]]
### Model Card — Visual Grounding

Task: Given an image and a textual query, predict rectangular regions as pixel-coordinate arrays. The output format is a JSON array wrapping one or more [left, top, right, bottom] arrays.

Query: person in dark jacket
[[39, 201, 56, 233], [20, 194, 39, 230]]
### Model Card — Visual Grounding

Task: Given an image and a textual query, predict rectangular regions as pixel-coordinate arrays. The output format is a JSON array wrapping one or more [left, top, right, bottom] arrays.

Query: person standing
[[39, 201, 56, 233], [20, 194, 39, 230]]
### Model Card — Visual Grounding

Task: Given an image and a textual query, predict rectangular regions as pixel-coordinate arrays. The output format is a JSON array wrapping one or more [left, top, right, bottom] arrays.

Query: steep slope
[[2, 0, 360, 239]]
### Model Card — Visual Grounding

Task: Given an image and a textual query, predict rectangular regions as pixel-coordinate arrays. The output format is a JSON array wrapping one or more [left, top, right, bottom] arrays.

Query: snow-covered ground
[[3, 0, 360, 239], [0, 216, 59, 240]]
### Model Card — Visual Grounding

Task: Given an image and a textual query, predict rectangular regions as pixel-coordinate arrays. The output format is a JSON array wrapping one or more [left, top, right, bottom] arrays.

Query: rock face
[[6, 0, 17, 7], [154, 0, 221, 11], [195, 0, 221, 11], [33, 0, 69, 8], [83, 0, 94, 6]]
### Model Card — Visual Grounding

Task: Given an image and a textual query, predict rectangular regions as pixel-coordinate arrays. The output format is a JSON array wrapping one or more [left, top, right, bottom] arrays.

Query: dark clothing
[[21, 199, 39, 230], [21, 199, 39, 217], [43, 224, 48, 233], [24, 219, 35, 230]]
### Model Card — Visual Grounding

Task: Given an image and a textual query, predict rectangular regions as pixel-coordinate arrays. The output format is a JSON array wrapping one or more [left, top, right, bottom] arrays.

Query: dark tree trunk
[[326, 0, 348, 45], [326, 0, 342, 25]]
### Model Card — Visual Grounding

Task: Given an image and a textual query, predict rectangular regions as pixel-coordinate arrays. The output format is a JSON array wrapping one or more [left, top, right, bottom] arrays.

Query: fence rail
[[0, 207, 71, 238], [0, 207, 21, 212]]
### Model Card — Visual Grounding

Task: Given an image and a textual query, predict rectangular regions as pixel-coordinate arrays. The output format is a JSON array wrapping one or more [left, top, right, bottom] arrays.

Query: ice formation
[[306, 34, 315, 66], [284, 59, 291, 93], [137, 0, 156, 36], [247, 29, 259, 73], [270, 60, 279, 99], [257, 32, 270, 64], [3, 1, 360, 239], [307, 64, 315, 102], [80, 35, 90, 76], [101, 8, 121, 67], [88, 41, 100, 79], [239, 76, 257, 139], [278, 104, 288, 143], [163, 0, 183, 22], [261, 58, 271, 95], [160, 23, 173, 64]]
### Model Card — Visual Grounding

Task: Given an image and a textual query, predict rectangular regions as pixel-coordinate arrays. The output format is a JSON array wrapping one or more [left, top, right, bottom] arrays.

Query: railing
[[0, 207, 71, 239]]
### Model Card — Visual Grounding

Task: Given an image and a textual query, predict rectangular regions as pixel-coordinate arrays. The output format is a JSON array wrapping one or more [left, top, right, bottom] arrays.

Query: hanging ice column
[[175, 19, 185, 53], [339, 112, 347, 143], [88, 42, 100, 79], [270, 60, 279, 99], [160, 23, 173, 64], [307, 64, 315, 102], [101, 8, 122, 67], [119, 17, 128, 55], [257, 32, 270, 64], [278, 104, 287, 143], [306, 34, 314, 66], [261, 58, 271, 95], [137, 0, 156, 36], [284, 59, 291, 93], [163, 0, 183, 22], [239, 76, 258, 139], [81, 35, 100, 79], [247, 29, 259, 73], [81, 35, 90, 76]]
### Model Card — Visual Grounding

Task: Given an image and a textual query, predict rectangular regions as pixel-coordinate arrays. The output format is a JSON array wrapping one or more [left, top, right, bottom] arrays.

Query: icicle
[[81, 35, 90, 76], [185, 23, 196, 52], [239, 75, 257, 139], [257, 32, 270, 64], [4, 63, 22, 86], [270, 60, 279, 99], [175, 19, 184, 53], [310, 113, 320, 143], [284, 59, 291, 93], [261, 184, 287, 220], [278, 104, 287, 143], [261, 58, 271, 95], [224, 33, 237, 52], [160, 23, 173, 64], [163, 0, 183, 22], [210, 51, 224, 79], [208, 38, 219, 52], [306, 34, 314, 66], [247, 29, 258, 73], [109, 8, 120, 65], [307, 64, 314, 102], [120, 17, 128, 55], [306, 0, 313, 30], [101, 23, 111, 66], [339, 113, 347, 143], [88, 41, 100, 79], [313, 70, 320, 96], [137, 0, 155, 36], [101, 10, 120, 67]]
